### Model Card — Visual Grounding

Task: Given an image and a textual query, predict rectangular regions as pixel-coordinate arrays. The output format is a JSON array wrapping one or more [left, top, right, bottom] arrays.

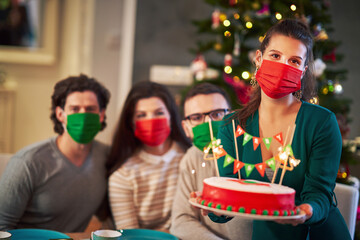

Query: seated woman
[[107, 81, 191, 231]]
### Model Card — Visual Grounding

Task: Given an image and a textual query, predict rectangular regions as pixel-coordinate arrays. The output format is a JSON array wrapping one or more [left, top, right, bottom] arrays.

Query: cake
[[196, 177, 299, 216]]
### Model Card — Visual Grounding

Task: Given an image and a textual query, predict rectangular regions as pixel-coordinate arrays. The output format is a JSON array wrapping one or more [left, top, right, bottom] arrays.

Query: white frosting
[[204, 177, 295, 194]]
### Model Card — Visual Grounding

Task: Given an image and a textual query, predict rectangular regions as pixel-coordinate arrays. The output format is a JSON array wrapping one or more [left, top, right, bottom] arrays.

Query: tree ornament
[[323, 49, 336, 63], [256, 0, 270, 17], [229, 0, 238, 6], [223, 73, 251, 104], [313, 24, 328, 41], [212, 9, 220, 29], [314, 58, 326, 77], [190, 54, 207, 81], [233, 33, 241, 56], [224, 54, 232, 67]]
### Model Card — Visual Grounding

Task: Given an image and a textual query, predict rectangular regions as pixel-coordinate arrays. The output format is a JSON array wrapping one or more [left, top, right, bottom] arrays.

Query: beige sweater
[[170, 146, 253, 240], [108, 142, 185, 230]]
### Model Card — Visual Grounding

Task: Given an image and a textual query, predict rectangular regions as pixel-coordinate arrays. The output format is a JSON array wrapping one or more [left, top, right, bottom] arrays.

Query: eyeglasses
[[184, 108, 230, 125]]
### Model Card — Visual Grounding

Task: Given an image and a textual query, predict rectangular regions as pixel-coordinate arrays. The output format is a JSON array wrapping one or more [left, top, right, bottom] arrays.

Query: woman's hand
[[275, 203, 313, 226]]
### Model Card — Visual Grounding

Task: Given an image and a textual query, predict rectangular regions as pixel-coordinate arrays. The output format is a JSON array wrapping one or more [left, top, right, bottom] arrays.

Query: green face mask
[[192, 121, 223, 151], [66, 113, 101, 144]]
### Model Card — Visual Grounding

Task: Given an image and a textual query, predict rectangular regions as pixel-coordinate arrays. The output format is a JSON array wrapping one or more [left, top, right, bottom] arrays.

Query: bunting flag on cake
[[266, 157, 276, 171], [233, 124, 283, 151], [233, 160, 244, 174], [244, 163, 255, 177], [200, 126, 300, 178], [263, 137, 272, 150], [273, 132, 284, 145], [213, 146, 226, 158], [243, 132, 252, 146], [252, 137, 262, 151], [255, 162, 266, 177], [235, 125, 245, 137], [223, 154, 235, 167]]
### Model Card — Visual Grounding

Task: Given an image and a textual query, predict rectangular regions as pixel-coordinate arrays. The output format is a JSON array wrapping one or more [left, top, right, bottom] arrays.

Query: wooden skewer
[[208, 119, 220, 177], [272, 126, 290, 184], [279, 124, 296, 185], [232, 119, 241, 179]]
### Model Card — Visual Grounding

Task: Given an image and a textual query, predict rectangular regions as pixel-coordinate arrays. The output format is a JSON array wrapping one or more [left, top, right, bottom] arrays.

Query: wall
[[0, 0, 129, 152], [328, 0, 360, 139], [90, 0, 123, 145]]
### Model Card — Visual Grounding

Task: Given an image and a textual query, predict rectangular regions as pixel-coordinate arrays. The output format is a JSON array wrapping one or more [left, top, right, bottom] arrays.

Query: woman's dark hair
[[107, 81, 191, 175], [50, 74, 110, 134], [236, 19, 316, 128]]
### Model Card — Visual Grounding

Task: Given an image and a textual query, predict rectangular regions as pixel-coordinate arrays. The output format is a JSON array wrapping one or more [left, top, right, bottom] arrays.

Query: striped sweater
[[108, 142, 185, 230]]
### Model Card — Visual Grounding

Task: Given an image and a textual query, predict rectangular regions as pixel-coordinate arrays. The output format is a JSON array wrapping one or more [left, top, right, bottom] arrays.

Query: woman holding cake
[[212, 19, 351, 239], [107, 81, 191, 230]]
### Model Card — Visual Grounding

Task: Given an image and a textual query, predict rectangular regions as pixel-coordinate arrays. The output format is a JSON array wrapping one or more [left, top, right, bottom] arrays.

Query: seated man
[[170, 83, 253, 240], [0, 74, 111, 232]]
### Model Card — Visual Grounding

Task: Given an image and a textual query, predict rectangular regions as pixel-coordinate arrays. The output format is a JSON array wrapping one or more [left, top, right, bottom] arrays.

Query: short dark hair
[[50, 74, 110, 134], [182, 83, 231, 112]]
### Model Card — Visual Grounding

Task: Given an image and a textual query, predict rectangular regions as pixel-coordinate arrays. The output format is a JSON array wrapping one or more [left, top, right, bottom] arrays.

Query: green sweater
[[215, 101, 349, 240]]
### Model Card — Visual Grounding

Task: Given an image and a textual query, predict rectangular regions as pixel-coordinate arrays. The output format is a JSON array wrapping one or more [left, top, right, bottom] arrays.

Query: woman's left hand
[[274, 203, 313, 226]]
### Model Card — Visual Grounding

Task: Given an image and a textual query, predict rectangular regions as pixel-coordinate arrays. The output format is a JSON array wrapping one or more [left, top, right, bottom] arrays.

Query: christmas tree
[[188, 0, 357, 183]]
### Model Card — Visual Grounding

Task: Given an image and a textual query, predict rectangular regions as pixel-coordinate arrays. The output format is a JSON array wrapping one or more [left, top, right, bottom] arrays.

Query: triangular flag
[[252, 137, 262, 151], [235, 125, 245, 137], [233, 160, 245, 174], [243, 132, 252, 146], [284, 144, 294, 157], [244, 163, 255, 177], [211, 138, 221, 147], [255, 162, 266, 177], [213, 146, 227, 158], [273, 132, 283, 145], [266, 157, 276, 171], [223, 154, 235, 168], [263, 137, 272, 150]]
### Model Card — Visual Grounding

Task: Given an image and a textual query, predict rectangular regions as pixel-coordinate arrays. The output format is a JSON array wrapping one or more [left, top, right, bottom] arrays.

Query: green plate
[[120, 229, 178, 240], [8, 229, 71, 240]]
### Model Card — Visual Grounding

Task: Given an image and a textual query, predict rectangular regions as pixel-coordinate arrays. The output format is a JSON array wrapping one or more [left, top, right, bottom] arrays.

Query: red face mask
[[256, 59, 303, 99], [134, 118, 171, 147]]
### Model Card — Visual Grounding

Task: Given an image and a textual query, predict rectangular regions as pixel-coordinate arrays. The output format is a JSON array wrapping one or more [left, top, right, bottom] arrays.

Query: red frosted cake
[[197, 177, 299, 216]]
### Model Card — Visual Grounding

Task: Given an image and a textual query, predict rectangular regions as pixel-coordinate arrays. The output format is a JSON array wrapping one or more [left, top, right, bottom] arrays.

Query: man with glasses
[[170, 83, 252, 240]]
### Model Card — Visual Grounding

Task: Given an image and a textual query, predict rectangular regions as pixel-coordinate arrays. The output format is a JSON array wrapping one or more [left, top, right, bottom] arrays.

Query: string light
[[275, 13, 282, 20], [245, 21, 253, 29], [242, 71, 250, 79], [224, 66, 232, 74], [290, 4, 297, 11], [214, 43, 222, 50], [334, 82, 343, 94], [224, 31, 231, 37], [322, 86, 329, 95], [233, 76, 240, 82], [309, 96, 319, 105], [223, 20, 231, 27], [259, 36, 265, 43], [219, 13, 227, 22], [234, 13, 240, 19]]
